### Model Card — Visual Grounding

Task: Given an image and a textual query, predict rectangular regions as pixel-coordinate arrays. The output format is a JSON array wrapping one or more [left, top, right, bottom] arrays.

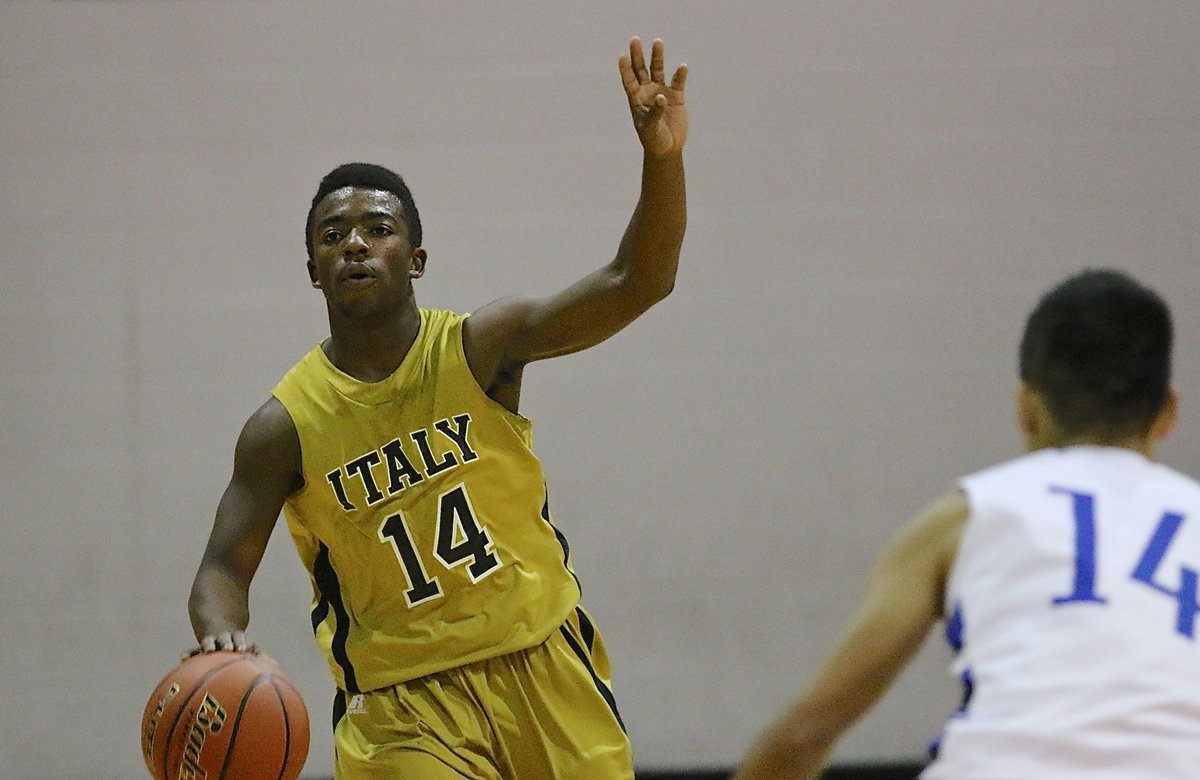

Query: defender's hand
[[620, 37, 688, 158]]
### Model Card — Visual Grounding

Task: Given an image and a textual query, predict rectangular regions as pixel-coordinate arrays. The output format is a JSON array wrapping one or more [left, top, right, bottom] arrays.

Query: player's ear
[[1016, 384, 1042, 450], [409, 248, 427, 279], [1149, 388, 1179, 443]]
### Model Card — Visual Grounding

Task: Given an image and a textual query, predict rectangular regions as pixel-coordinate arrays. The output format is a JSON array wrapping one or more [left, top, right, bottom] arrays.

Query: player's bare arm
[[463, 36, 688, 392], [734, 490, 968, 780], [188, 397, 302, 652]]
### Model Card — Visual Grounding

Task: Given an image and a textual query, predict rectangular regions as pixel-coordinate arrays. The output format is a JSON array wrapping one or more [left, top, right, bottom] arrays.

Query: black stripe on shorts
[[559, 624, 625, 733], [332, 689, 347, 732], [575, 607, 596, 653]]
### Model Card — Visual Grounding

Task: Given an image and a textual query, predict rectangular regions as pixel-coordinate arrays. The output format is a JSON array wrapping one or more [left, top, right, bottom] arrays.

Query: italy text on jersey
[[324, 413, 477, 511]]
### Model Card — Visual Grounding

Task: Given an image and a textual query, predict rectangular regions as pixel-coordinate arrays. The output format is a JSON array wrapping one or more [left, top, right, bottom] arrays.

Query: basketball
[[140, 651, 310, 780]]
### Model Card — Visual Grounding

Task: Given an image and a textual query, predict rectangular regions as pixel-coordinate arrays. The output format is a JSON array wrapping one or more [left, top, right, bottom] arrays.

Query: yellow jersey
[[272, 309, 581, 693]]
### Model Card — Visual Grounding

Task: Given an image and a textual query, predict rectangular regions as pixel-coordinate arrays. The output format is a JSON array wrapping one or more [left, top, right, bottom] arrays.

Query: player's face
[[307, 187, 425, 317]]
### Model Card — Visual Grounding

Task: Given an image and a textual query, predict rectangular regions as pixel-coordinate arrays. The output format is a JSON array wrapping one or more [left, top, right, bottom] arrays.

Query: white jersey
[[923, 446, 1200, 780]]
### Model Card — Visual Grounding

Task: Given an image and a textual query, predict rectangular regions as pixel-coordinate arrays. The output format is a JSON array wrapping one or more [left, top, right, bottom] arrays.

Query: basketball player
[[736, 269, 1200, 779], [187, 37, 687, 779]]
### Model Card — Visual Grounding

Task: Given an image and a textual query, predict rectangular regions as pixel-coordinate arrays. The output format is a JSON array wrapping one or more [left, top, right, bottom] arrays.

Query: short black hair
[[1019, 269, 1172, 438], [305, 163, 422, 260]]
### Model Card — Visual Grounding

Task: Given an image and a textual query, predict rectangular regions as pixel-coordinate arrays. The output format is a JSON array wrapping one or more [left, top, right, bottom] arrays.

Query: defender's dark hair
[[1019, 269, 1172, 438], [305, 163, 422, 260]]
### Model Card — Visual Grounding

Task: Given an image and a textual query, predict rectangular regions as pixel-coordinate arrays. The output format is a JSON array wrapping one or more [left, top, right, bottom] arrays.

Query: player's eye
[[322, 230, 344, 244], [370, 225, 394, 236]]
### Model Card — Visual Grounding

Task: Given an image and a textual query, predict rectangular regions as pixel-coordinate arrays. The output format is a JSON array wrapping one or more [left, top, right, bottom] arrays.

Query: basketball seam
[[271, 673, 307, 716], [270, 678, 292, 780], [217, 673, 268, 780], [159, 656, 245, 780]]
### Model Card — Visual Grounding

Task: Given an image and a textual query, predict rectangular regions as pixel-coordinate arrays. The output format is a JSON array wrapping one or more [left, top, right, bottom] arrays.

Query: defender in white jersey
[[736, 269, 1199, 780]]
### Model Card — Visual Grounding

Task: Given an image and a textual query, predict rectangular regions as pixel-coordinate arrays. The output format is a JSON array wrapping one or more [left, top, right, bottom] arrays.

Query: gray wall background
[[3, 1, 1199, 778]]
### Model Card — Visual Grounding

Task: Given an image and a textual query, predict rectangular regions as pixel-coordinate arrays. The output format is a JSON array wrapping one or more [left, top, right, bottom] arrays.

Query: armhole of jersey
[[943, 480, 979, 618], [270, 389, 311, 500], [452, 313, 534, 430]]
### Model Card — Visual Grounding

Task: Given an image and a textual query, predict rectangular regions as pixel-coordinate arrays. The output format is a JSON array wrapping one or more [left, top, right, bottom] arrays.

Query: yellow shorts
[[331, 607, 633, 779]]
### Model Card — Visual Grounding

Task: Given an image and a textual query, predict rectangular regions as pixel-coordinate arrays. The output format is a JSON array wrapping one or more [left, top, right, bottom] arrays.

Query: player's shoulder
[[1144, 456, 1200, 503], [956, 449, 1085, 515], [962, 446, 1200, 500], [238, 397, 300, 459], [420, 306, 467, 325], [417, 307, 471, 346], [964, 445, 1135, 480], [959, 449, 1051, 486], [272, 341, 329, 393], [460, 296, 541, 344], [904, 488, 970, 556]]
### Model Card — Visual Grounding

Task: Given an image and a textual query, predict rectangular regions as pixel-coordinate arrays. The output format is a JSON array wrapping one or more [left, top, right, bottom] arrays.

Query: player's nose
[[344, 228, 369, 254]]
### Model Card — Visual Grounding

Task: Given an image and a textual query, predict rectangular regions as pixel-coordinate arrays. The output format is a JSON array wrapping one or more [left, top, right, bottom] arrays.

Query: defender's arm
[[735, 490, 968, 780]]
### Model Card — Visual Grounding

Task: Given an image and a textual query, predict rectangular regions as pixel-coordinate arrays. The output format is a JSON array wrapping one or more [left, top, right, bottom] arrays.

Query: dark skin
[[189, 37, 689, 652]]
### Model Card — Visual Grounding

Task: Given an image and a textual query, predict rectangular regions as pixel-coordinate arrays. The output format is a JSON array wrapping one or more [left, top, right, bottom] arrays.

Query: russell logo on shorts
[[346, 694, 367, 715]]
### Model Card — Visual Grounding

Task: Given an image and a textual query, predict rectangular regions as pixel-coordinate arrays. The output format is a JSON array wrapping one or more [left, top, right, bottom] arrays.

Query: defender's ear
[[1016, 383, 1052, 451], [1150, 388, 1180, 443]]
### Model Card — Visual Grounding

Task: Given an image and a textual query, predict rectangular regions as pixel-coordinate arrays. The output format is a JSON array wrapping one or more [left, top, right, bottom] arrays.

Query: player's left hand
[[620, 37, 688, 158]]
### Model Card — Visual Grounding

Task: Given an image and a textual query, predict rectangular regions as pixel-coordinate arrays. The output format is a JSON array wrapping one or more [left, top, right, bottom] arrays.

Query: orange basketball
[[140, 651, 310, 780]]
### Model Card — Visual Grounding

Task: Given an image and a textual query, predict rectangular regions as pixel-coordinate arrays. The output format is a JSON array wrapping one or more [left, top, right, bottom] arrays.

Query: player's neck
[[1030, 431, 1155, 459], [324, 305, 422, 383]]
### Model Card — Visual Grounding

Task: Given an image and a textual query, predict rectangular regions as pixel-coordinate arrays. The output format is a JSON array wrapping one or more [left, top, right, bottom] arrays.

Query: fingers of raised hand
[[628, 37, 670, 85], [618, 54, 637, 94], [621, 38, 686, 101], [629, 36, 650, 84], [670, 63, 688, 93], [650, 38, 666, 84], [619, 40, 647, 96]]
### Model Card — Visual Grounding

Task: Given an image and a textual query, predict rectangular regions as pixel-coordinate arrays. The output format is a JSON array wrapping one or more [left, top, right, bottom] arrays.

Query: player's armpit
[[462, 268, 666, 386]]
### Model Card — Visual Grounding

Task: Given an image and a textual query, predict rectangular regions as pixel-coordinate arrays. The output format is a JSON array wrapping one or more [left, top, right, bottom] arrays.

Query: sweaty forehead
[[313, 187, 404, 222]]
